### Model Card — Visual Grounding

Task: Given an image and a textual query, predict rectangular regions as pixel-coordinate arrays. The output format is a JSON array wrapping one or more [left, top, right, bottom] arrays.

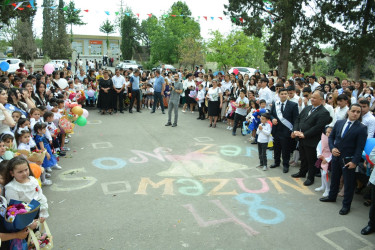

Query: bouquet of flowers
[[27, 149, 47, 163], [5, 199, 40, 232], [59, 115, 75, 134], [238, 100, 245, 108], [189, 90, 197, 98], [28, 223, 53, 250]]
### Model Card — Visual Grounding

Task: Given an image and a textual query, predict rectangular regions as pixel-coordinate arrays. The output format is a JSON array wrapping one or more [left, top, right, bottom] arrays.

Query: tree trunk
[[354, 57, 362, 81], [278, 28, 292, 78], [70, 23, 73, 43]]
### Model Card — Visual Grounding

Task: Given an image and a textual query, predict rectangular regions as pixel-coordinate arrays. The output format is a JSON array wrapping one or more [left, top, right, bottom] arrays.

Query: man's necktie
[[342, 121, 352, 137]]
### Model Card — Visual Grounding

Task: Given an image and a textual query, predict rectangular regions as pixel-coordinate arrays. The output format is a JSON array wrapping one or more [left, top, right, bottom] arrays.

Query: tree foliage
[[206, 30, 267, 71], [99, 19, 115, 49], [54, 0, 71, 59], [120, 8, 140, 60], [42, 0, 57, 58], [13, 18, 37, 61], [178, 37, 205, 69], [64, 0, 86, 42], [0, 0, 37, 28]]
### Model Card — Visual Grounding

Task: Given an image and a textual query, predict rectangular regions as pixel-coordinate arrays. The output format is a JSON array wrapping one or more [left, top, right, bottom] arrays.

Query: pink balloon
[[69, 93, 76, 100], [44, 64, 54, 74], [82, 109, 89, 118], [233, 68, 239, 75], [70, 102, 78, 108]]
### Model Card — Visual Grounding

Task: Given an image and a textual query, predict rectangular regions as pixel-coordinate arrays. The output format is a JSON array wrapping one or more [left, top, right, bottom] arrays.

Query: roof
[[72, 34, 121, 41]]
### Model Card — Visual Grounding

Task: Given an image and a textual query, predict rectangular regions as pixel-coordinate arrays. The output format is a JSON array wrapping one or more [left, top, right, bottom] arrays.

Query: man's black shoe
[[270, 164, 280, 168], [303, 179, 314, 186], [165, 123, 172, 126], [319, 197, 336, 202], [291, 172, 306, 178]]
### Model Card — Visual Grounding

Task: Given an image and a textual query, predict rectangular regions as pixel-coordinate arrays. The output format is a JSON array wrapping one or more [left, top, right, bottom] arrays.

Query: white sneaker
[[227, 126, 230, 130], [45, 173, 51, 178], [315, 186, 324, 192], [322, 190, 329, 197], [45, 168, 52, 173], [52, 165, 62, 170], [42, 179, 52, 186], [65, 139, 69, 144], [182, 110, 186, 113], [229, 127, 233, 130], [191, 111, 194, 113], [262, 166, 268, 171]]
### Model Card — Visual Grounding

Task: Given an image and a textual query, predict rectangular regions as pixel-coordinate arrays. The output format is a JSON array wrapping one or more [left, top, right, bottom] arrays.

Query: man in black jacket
[[291, 90, 332, 186], [320, 104, 368, 215], [270, 88, 299, 173]]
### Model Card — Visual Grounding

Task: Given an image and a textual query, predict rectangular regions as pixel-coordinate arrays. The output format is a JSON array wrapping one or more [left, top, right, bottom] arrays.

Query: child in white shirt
[[196, 84, 205, 120], [256, 113, 272, 171]]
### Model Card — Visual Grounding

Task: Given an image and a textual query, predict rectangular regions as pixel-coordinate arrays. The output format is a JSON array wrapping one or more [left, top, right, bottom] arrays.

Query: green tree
[[225, 0, 324, 77], [0, 0, 37, 28], [207, 30, 267, 71], [42, 0, 57, 58], [178, 37, 205, 69], [64, 0, 86, 42], [120, 9, 140, 60], [319, 0, 375, 80], [99, 19, 115, 49], [54, 0, 71, 58], [138, 16, 159, 55], [13, 18, 37, 62]]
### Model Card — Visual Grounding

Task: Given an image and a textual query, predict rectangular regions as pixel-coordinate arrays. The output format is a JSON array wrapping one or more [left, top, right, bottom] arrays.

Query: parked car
[[228, 67, 258, 76], [116, 60, 143, 71], [0, 58, 23, 73], [152, 64, 176, 72]]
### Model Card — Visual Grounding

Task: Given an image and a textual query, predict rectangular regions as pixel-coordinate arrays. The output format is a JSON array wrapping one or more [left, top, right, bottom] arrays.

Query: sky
[[33, 0, 240, 40]]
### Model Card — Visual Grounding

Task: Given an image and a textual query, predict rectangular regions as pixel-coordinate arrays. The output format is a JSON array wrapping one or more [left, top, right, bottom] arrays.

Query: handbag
[[28, 221, 53, 250]]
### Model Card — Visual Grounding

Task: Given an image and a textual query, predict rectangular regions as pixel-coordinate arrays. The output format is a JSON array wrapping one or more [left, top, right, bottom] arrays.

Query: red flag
[[84, 9, 89, 12], [203, 16, 207, 20], [27, 4, 31, 8], [147, 14, 152, 18], [171, 15, 176, 17], [18, 7, 24, 10], [11, 3, 16, 7], [218, 17, 223, 20], [136, 13, 140, 17], [239, 18, 244, 23]]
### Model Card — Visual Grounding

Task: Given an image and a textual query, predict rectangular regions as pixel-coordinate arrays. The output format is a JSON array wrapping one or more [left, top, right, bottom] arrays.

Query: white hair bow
[[17, 127, 30, 134]]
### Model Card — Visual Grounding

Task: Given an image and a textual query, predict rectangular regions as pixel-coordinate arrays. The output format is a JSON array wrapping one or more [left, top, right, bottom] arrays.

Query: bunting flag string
[[4, 0, 254, 24]]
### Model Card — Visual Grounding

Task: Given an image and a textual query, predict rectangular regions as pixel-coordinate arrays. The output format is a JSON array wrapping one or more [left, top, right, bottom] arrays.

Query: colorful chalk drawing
[[50, 168, 97, 192], [183, 200, 259, 236], [92, 157, 127, 170], [235, 193, 285, 225]]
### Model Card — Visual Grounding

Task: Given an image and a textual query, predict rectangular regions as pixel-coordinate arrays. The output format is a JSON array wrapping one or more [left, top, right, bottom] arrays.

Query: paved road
[[44, 107, 375, 250]]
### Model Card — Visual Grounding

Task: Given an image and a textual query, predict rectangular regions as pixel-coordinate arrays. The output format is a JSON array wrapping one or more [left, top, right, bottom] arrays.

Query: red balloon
[[233, 68, 239, 75]]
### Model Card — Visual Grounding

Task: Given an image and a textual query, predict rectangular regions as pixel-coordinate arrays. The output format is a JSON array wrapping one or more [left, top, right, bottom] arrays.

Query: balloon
[[44, 63, 54, 74], [76, 116, 87, 126], [82, 109, 89, 118], [72, 106, 83, 116], [87, 89, 95, 97], [364, 138, 375, 155], [0, 61, 10, 71], [69, 102, 78, 109], [57, 78, 68, 89], [233, 68, 239, 75]]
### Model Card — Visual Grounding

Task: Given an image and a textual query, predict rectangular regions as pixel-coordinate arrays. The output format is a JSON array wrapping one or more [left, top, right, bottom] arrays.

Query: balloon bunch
[[0, 61, 10, 71], [69, 104, 89, 127]]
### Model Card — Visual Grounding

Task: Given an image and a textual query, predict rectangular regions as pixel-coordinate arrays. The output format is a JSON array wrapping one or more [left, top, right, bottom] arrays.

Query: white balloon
[[57, 78, 68, 90]]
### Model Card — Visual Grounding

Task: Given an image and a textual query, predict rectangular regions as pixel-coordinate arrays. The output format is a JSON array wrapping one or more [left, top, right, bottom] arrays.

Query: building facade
[[71, 34, 121, 58]]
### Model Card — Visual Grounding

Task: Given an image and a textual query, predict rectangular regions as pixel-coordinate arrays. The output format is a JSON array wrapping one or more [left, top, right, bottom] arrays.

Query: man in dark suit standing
[[320, 104, 368, 215], [270, 88, 299, 173], [291, 91, 332, 185]]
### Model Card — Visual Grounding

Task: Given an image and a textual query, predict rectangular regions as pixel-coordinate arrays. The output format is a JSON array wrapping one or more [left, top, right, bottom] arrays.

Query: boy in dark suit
[[320, 104, 368, 215]]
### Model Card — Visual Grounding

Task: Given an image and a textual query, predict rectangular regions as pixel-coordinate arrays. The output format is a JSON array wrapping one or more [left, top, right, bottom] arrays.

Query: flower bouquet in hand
[[27, 149, 47, 163], [28, 230, 53, 250], [59, 115, 75, 134], [238, 100, 245, 108], [5, 199, 40, 232]]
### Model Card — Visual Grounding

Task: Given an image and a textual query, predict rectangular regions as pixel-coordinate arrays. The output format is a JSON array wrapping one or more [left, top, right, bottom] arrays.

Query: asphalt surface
[[44, 106, 375, 250]]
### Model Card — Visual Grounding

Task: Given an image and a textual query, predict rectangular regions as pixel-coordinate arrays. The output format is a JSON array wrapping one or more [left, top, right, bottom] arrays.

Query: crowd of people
[[1, 61, 375, 244]]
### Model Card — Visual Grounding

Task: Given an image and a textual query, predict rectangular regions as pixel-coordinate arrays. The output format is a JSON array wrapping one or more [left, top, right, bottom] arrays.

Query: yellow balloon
[[72, 106, 83, 116]]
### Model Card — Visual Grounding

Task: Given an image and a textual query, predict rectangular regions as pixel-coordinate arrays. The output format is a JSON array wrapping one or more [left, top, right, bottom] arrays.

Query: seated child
[[85, 84, 96, 107], [44, 111, 67, 156], [1, 133, 15, 160], [11, 111, 22, 134]]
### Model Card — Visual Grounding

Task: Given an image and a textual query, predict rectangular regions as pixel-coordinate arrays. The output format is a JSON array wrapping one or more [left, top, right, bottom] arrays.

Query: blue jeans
[[153, 92, 164, 112]]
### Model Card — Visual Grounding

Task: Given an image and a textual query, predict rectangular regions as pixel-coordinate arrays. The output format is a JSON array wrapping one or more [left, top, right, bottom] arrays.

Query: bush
[[334, 69, 348, 81], [142, 61, 155, 71]]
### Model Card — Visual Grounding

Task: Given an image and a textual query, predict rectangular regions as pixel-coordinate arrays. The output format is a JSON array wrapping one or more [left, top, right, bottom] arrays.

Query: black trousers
[[113, 88, 124, 111], [299, 143, 317, 181], [258, 142, 268, 166], [233, 113, 246, 134], [273, 136, 292, 168], [329, 157, 356, 208], [153, 91, 164, 112], [130, 89, 140, 112], [198, 106, 204, 119], [368, 183, 375, 227]]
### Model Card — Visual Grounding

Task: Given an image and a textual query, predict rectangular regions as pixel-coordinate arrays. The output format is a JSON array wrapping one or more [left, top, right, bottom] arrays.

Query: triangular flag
[[84, 9, 89, 12], [211, 17, 214, 20], [125, 13, 130, 16], [171, 15, 176, 17], [147, 14, 152, 18], [18, 7, 24, 10], [105, 11, 110, 15], [218, 17, 223, 20], [163, 14, 168, 18], [27, 4, 31, 8], [63, 6, 68, 11], [29, 0, 34, 8], [115, 12, 119, 15], [73, 8, 78, 11], [11, 3, 16, 7], [50, 6, 57, 10], [198, 16, 200, 19], [5, 0, 10, 6], [180, 15, 184, 16], [14, 2, 22, 10], [203, 16, 207, 20], [232, 17, 236, 22], [136, 13, 140, 17], [239, 18, 244, 23]]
